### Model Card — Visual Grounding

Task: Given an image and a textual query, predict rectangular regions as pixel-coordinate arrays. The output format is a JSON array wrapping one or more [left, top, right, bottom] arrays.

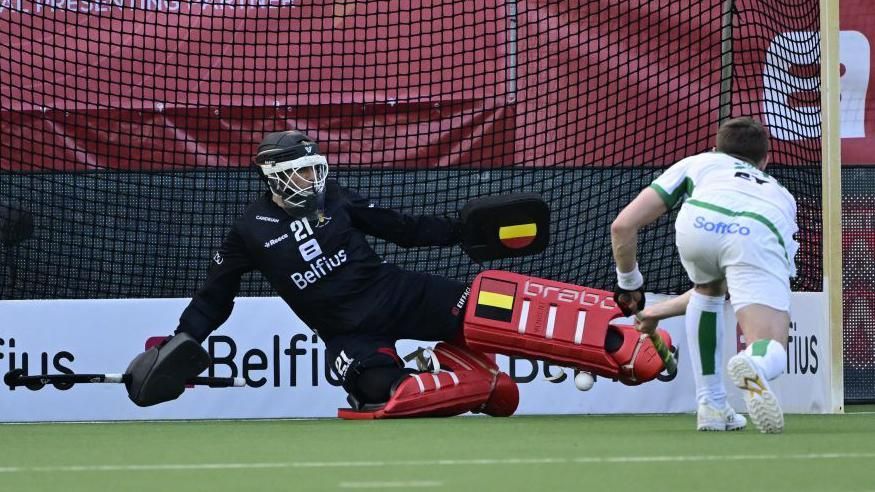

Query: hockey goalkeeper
[[125, 130, 673, 418]]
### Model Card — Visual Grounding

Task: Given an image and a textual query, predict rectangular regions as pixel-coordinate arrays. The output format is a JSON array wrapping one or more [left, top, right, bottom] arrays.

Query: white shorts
[[675, 203, 791, 313]]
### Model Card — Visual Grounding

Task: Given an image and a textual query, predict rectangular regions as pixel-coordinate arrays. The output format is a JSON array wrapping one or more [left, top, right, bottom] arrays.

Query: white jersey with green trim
[[650, 151, 799, 276]]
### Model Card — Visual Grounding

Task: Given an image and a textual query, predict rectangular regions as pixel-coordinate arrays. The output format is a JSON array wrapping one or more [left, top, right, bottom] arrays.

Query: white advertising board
[[0, 293, 832, 422]]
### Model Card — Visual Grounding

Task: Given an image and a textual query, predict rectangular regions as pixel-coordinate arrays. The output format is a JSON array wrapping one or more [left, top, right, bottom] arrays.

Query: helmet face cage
[[260, 154, 329, 210]]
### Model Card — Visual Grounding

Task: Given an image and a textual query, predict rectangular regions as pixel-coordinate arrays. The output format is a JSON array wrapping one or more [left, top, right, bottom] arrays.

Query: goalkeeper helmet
[[255, 130, 329, 215]]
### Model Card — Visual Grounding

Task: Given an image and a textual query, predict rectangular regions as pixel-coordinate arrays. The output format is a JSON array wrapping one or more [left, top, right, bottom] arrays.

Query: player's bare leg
[[728, 304, 789, 433]]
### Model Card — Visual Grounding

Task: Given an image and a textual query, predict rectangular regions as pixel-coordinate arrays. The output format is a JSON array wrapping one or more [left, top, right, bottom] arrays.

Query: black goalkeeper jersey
[[176, 180, 465, 342]]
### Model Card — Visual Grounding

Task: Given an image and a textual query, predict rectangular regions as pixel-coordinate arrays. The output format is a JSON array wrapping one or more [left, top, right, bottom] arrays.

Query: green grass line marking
[[3, 453, 875, 474]]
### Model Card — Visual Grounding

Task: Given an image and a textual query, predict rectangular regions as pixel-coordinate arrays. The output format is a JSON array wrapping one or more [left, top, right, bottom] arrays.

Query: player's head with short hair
[[255, 130, 328, 216], [715, 117, 770, 169]]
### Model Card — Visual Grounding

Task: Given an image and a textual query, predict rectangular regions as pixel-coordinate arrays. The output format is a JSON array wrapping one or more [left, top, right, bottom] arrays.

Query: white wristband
[[616, 264, 644, 290]]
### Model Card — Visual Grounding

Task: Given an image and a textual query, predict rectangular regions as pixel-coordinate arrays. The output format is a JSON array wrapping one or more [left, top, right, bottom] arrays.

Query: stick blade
[[3, 369, 25, 387]]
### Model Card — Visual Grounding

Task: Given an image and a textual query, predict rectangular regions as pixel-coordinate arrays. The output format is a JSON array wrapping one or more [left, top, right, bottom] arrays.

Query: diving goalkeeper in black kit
[[124, 130, 673, 418]]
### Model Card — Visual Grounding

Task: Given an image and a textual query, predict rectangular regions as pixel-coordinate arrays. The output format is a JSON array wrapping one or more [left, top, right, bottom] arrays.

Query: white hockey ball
[[574, 372, 595, 391]]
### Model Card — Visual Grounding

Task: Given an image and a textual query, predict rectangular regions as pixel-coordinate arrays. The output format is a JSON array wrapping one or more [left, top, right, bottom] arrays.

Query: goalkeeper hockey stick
[[3, 369, 245, 391]]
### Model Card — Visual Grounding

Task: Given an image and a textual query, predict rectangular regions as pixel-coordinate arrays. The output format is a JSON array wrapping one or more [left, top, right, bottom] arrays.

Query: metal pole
[[506, 0, 518, 103]]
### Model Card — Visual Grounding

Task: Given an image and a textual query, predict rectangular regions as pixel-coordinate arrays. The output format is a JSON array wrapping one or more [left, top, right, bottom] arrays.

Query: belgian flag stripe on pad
[[478, 291, 514, 310], [475, 277, 516, 322], [499, 223, 537, 249]]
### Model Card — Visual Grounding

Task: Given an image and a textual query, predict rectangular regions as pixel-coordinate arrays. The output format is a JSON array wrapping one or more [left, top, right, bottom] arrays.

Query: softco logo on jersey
[[694, 216, 751, 235]]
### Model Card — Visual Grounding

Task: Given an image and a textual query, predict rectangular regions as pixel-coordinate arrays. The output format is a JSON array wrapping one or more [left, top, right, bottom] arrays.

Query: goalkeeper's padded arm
[[176, 225, 254, 342], [177, 298, 235, 343], [343, 186, 462, 247], [350, 206, 462, 247]]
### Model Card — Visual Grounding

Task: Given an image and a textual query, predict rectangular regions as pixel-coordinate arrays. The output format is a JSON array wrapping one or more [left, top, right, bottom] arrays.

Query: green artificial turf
[[2, 413, 874, 491]]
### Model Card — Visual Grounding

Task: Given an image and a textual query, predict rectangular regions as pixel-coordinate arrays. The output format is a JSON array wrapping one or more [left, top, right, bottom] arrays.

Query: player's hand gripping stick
[[632, 311, 678, 378]]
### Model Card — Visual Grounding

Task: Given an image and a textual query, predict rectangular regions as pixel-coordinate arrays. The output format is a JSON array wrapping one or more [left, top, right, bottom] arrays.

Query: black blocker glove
[[125, 332, 211, 407]]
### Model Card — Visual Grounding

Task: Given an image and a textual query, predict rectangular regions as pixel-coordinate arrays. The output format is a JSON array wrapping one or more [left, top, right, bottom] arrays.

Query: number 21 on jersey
[[290, 217, 322, 261]]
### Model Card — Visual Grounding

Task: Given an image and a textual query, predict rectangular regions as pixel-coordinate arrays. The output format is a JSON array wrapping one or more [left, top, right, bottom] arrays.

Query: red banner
[[1, 1, 873, 170], [0, 1, 512, 171]]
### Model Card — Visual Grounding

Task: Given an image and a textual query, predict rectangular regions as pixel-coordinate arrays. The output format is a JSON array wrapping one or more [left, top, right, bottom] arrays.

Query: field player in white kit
[[610, 117, 798, 433]]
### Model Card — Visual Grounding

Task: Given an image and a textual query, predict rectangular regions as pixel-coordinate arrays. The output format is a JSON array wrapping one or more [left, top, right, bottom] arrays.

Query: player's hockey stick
[[633, 312, 679, 380], [3, 369, 245, 391], [615, 291, 679, 382], [651, 333, 679, 381]]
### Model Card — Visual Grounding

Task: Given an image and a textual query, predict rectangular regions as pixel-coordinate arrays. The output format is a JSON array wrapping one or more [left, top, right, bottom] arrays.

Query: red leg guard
[[462, 270, 673, 385], [432, 342, 519, 417], [337, 343, 519, 420]]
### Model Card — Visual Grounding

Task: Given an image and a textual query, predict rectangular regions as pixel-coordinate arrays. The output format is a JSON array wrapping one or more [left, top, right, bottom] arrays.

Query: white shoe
[[697, 403, 747, 431], [728, 353, 784, 434]]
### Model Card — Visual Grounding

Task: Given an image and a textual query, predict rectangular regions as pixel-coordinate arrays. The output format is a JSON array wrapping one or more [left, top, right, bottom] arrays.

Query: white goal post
[[820, 0, 844, 413]]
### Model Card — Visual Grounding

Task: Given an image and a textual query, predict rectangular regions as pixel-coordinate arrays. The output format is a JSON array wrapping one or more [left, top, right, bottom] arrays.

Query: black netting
[[0, 1, 822, 301], [843, 168, 875, 403]]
